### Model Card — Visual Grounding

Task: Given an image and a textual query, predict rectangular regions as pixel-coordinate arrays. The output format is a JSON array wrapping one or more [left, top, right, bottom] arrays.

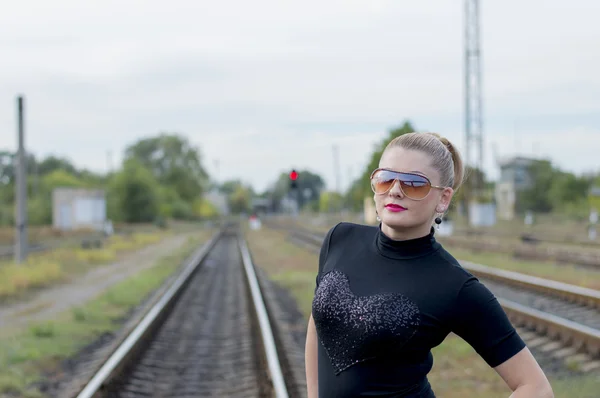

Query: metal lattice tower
[[464, 0, 484, 197]]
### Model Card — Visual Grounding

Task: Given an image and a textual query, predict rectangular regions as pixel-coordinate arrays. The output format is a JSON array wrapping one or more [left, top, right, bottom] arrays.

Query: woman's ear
[[439, 187, 454, 209]]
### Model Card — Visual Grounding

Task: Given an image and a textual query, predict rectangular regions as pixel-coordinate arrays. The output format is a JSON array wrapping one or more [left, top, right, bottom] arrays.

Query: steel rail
[[499, 298, 600, 356], [75, 229, 223, 398], [461, 261, 600, 309], [238, 232, 290, 398]]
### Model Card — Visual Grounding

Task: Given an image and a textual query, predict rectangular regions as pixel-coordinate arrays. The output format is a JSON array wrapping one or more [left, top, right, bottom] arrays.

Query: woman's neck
[[380, 221, 433, 241]]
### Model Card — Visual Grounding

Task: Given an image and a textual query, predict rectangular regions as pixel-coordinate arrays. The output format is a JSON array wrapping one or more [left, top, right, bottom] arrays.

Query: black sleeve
[[315, 222, 342, 292], [449, 277, 526, 368]]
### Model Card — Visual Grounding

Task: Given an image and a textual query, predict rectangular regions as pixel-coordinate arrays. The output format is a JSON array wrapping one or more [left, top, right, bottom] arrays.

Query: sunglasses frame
[[369, 168, 446, 200]]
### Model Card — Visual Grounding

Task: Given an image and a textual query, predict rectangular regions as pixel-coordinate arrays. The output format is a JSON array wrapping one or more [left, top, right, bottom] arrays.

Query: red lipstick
[[385, 204, 407, 212]]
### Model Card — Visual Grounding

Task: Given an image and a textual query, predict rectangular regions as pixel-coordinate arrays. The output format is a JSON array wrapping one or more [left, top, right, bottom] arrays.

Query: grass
[[451, 213, 596, 244], [246, 226, 318, 317], [245, 225, 600, 398], [0, 222, 204, 246], [0, 232, 170, 301], [0, 225, 96, 246], [0, 230, 214, 398], [438, 231, 600, 255]]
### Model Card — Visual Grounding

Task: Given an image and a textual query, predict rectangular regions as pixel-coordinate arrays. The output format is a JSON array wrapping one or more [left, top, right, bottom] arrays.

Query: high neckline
[[374, 224, 440, 260]]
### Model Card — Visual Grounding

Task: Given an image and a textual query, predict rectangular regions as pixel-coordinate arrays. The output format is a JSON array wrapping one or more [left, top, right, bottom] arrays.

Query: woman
[[305, 132, 553, 397]]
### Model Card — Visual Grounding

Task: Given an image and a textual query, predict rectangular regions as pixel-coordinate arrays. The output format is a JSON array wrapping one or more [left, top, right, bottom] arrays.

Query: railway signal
[[289, 169, 298, 189]]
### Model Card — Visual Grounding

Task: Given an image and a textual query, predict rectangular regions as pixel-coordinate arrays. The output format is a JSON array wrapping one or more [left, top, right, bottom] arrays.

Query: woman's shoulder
[[324, 221, 378, 244], [317, 222, 377, 276], [432, 243, 478, 283]]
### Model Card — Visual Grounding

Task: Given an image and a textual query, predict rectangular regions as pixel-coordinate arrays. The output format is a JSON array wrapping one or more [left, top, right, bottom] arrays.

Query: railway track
[[437, 235, 600, 269], [72, 224, 298, 398], [453, 227, 600, 249], [285, 225, 600, 374]]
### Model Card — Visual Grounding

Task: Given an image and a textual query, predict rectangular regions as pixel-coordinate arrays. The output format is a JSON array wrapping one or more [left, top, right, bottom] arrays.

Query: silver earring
[[376, 215, 381, 222]]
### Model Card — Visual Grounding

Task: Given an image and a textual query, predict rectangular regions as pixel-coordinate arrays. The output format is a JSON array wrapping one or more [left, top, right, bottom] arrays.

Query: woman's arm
[[305, 314, 319, 398], [493, 347, 553, 397], [449, 277, 553, 397]]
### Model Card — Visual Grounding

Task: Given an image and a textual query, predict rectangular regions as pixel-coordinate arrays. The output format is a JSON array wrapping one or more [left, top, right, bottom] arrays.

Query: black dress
[[312, 222, 525, 397]]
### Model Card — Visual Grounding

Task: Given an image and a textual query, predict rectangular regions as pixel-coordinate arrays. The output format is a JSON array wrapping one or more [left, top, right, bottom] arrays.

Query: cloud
[[0, 0, 599, 193]]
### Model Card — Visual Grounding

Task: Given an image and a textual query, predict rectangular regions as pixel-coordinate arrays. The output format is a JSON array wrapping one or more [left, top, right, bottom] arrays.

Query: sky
[[1, 0, 599, 193]]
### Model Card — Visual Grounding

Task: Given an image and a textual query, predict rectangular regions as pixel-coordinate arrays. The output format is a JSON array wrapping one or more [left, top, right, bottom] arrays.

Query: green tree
[[451, 166, 490, 214], [548, 172, 590, 209], [516, 162, 592, 217], [229, 185, 252, 214], [28, 197, 52, 225], [156, 186, 181, 218], [171, 200, 193, 220], [590, 175, 600, 211], [37, 155, 78, 176], [192, 198, 220, 219], [0, 151, 37, 186], [42, 169, 87, 189], [319, 191, 344, 213], [0, 151, 15, 185], [124, 133, 209, 203], [295, 170, 325, 206], [219, 180, 254, 214], [77, 169, 107, 186], [219, 180, 245, 195], [517, 160, 554, 213], [109, 159, 159, 223]]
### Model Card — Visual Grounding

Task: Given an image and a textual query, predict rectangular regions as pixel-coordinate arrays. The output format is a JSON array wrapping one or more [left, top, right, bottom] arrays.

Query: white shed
[[52, 188, 107, 231]]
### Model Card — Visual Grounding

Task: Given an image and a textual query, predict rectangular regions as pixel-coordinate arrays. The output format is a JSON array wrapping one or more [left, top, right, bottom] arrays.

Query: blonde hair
[[384, 132, 464, 191]]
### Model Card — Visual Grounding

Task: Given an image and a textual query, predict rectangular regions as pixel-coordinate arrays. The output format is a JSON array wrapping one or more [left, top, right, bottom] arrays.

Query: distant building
[[494, 156, 540, 220], [251, 198, 271, 215], [52, 188, 107, 231]]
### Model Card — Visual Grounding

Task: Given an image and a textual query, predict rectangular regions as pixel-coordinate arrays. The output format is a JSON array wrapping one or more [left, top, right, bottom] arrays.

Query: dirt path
[[0, 232, 204, 332]]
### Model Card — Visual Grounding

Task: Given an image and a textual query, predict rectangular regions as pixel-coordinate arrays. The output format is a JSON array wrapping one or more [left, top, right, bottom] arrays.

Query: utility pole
[[214, 159, 220, 184], [106, 150, 113, 174], [15, 95, 28, 263], [332, 144, 341, 193], [345, 165, 353, 214], [464, 0, 484, 224], [332, 144, 342, 214], [33, 161, 39, 197], [513, 119, 520, 155]]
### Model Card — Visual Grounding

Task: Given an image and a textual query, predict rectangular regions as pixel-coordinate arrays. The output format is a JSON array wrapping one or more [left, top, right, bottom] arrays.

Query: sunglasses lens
[[399, 176, 431, 199], [371, 170, 396, 194], [371, 170, 432, 199]]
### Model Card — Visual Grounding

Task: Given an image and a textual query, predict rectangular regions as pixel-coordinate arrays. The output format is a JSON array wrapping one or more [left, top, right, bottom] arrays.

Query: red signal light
[[289, 170, 298, 181]]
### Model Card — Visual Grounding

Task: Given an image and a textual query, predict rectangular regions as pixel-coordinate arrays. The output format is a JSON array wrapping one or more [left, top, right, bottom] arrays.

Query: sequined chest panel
[[312, 269, 421, 374]]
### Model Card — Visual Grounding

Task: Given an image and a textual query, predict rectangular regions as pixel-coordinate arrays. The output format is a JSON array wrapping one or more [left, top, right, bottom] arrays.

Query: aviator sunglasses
[[370, 168, 446, 200]]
